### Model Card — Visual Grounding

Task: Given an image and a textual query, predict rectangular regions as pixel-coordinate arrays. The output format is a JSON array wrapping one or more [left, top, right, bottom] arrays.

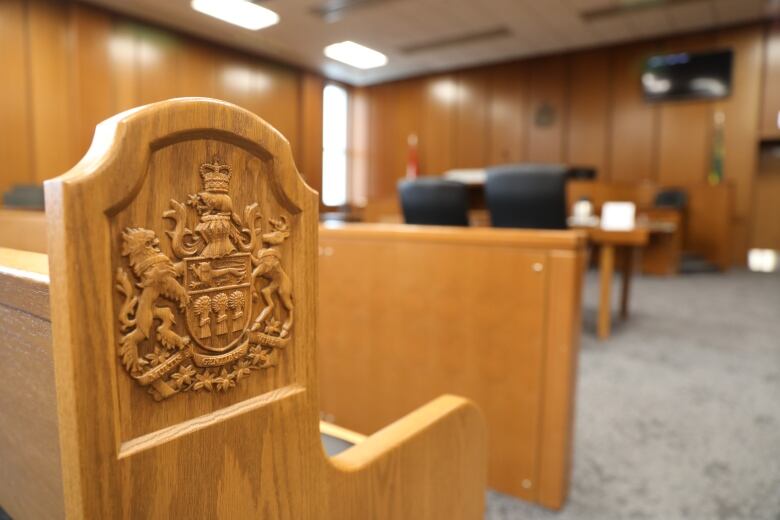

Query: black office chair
[[484, 164, 568, 229], [654, 189, 688, 209], [398, 178, 470, 226]]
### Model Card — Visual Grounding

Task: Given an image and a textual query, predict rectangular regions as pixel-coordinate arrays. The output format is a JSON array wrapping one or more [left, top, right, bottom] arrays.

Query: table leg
[[598, 244, 615, 340], [620, 247, 634, 320]]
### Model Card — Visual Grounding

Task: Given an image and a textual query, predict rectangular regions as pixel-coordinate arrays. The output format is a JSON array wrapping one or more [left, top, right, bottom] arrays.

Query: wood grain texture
[[656, 33, 717, 186], [597, 244, 615, 339], [527, 56, 567, 164], [353, 24, 765, 264], [455, 69, 490, 168], [0, 0, 34, 197], [6, 98, 487, 519], [686, 182, 734, 270], [300, 73, 325, 196], [760, 24, 780, 139], [70, 3, 115, 159], [750, 175, 780, 248], [318, 223, 586, 508], [0, 0, 321, 201], [0, 209, 47, 253], [537, 249, 583, 507], [27, 0, 77, 184], [489, 63, 528, 165], [717, 25, 763, 222], [641, 208, 684, 275], [421, 74, 458, 174], [608, 42, 661, 182], [0, 251, 62, 520], [566, 50, 610, 177]]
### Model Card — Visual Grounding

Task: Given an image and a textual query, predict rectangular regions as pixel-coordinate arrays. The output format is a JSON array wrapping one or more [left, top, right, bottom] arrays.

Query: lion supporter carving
[[115, 157, 294, 401]]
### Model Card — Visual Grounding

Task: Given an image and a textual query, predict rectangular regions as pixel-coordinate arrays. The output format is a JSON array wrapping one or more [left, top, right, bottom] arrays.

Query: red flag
[[406, 133, 419, 179]]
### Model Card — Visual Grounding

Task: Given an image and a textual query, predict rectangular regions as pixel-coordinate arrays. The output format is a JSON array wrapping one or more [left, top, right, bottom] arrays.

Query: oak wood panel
[[717, 25, 763, 220], [656, 33, 717, 186], [176, 41, 217, 99], [349, 85, 370, 205], [641, 208, 684, 275], [0, 98, 487, 519], [527, 56, 567, 163], [760, 24, 780, 139], [245, 62, 301, 150], [566, 50, 610, 177], [0, 0, 34, 198], [686, 182, 733, 270], [0, 248, 63, 520], [420, 74, 458, 174], [301, 73, 325, 195], [536, 249, 583, 508], [608, 42, 662, 182], [455, 69, 490, 168], [488, 63, 528, 165], [27, 0, 77, 183], [0, 0, 318, 202], [0, 209, 47, 253], [70, 3, 115, 158], [750, 175, 780, 249], [656, 102, 712, 185], [366, 83, 399, 198], [318, 223, 586, 508], [110, 20, 142, 113], [137, 26, 183, 105]]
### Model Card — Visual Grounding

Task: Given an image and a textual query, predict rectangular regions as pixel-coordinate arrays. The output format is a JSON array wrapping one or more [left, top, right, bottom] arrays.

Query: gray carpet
[[487, 270, 780, 520]]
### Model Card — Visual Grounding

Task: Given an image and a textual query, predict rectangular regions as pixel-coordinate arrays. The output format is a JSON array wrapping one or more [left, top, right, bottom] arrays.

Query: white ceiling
[[80, 0, 775, 85]]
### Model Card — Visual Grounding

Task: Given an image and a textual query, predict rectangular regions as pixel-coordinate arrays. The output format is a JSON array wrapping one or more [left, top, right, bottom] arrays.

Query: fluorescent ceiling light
[[324, 41, 388, 69], [191, 0, 279, 31]]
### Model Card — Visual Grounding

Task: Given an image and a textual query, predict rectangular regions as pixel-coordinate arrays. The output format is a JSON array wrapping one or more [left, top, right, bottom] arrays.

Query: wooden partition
[[0, 99, 487, 519], [318, 223, 586, 509]]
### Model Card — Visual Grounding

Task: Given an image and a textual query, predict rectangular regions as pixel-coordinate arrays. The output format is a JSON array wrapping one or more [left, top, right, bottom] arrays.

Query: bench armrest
[[327, 394, 486, 519]]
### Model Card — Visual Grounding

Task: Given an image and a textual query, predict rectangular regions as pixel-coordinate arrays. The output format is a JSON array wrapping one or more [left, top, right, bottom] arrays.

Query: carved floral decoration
[[115, 157, 294, 400]]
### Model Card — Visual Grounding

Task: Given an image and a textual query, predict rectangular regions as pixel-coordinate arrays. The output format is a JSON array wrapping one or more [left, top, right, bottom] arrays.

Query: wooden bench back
[[44, 97, 321, 517], [11, 98, 486, 519]]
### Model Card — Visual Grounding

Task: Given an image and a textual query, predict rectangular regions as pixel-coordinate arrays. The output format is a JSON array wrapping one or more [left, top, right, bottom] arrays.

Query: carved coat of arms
[[115, 158, 293, 400]]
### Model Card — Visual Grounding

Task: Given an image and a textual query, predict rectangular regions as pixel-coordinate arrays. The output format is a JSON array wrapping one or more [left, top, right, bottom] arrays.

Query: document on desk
[[601, 202, 636, 231]]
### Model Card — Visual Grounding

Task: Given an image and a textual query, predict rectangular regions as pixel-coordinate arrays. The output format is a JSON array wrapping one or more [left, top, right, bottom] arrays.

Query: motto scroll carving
[[115, 158, 294, 400]]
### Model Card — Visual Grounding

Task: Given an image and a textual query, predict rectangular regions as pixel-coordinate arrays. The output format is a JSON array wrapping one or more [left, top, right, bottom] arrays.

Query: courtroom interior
[[0, 0, 779, 519]]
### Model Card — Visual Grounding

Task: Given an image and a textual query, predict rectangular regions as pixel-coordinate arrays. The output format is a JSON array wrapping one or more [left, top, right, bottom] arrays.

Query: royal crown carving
[[115, 157, 293, 401]]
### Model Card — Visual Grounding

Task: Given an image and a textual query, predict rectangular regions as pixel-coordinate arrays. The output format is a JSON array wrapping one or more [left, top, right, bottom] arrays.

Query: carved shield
[[184, 252, 252, 352]]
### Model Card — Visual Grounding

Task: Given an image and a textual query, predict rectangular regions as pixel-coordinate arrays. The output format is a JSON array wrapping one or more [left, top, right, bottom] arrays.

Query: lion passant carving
[[115, 157, 294, 400]]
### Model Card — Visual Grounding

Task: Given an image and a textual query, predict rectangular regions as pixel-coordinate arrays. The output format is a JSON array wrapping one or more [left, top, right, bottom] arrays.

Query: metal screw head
[[532, 262, 544, 272]]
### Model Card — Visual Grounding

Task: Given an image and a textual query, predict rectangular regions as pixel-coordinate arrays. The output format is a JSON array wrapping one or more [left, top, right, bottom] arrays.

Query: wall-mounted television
[[642, 49, 733, 101]]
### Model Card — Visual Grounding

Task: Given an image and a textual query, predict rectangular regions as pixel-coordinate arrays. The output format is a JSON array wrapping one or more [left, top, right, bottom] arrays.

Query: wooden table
[[580, 227, 650, 339]]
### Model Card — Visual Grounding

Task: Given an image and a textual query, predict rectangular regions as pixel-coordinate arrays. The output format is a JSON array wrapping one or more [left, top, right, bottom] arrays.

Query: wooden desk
[[578, 227, 649, 340]]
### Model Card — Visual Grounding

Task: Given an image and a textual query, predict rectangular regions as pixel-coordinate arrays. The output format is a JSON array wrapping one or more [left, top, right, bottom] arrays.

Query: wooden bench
[[318, 223, 587, 509], [0, 98, 486, 519]]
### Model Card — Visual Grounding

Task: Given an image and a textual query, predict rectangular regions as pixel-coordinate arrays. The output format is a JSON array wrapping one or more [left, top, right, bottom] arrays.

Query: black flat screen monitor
[[642, 49, 733, 101]]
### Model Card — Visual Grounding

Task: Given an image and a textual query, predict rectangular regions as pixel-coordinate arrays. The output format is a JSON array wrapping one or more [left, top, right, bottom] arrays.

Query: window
[[322, 84, 349, 207]]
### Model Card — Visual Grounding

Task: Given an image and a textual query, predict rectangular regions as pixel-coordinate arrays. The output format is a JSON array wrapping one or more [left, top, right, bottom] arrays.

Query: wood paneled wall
[[358, 24, 768, 261], [0, 0, 323, 196]]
